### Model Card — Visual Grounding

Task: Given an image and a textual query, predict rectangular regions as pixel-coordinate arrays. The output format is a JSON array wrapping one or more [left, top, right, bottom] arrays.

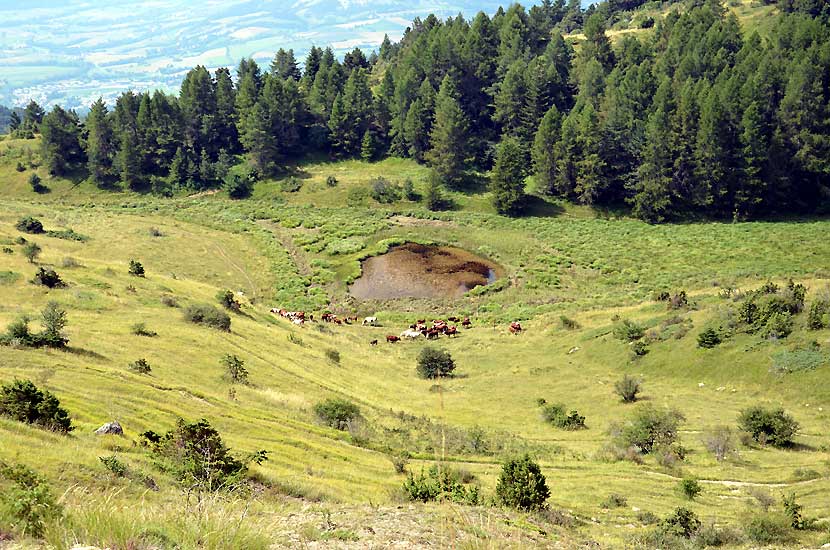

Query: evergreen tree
[[40, 106, 83, 176], [22, 100, 45, 132], [532, 105, 562, 194], [491, 135, 528, 216], [214, 67, 238, 153], [85, 98, 115, 187], [361, 129, 378, 161], [426, 76, 472, 187], [179, 66, 217, 157], [574, 104, 606, 204], [403, 79, 436, 161], [271, 48, 301, 81]]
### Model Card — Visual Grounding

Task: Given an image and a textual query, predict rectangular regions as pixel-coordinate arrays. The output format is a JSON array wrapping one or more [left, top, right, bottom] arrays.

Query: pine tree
[[491, 135, 528, 216], [214, 67, 238, 153], [736, 101, 769, 218], [271, 49, 301, 81], [179, 65, 217, 157], [328, 93, 350, 157], [40, 106, 83, 176], [634, 80, 675, 223], [574, 104, 605, 204], [361, 129, 378, 162], [240, 101, 275, 174], [22, 100, 45, 132], [117, 125, 142, 190], [403, 79, 436, 161], [555, 111, 579, 197], [426, 76, 472, 187], [85, 98, 114, 187], [532, 105, 562, 194], [493, 60, 527, 140]]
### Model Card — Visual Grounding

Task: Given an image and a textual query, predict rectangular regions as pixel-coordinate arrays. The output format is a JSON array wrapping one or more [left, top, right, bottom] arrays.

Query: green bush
[[738, 406, 799, 447], [614, 374, 642, 403], [325, 349, 341, 365], [28, 173, 45, 193], [15, 216, 44, 234], [495, 455, 550, 510], [128, 358, 152, 374], [659, 507, 701, 538], [224, 172, 254, 199], [184, 304, 231, 331], [807, 296, 829, 329], [613, 319, 645, 342], [142, 418, 266, 490], [128, 259, 145, 277], [325, 175, 338, 187], [313, 398, 361, 430], [216, 289, 241, 312], [131, 322, 157, 337], [743, 513, 793, 545], [281, 176, 302, 192], [540, 402, 586, 430], [1, 302, 67, 348], [0, 379, 72, 432], [697, 327, 722, 348], [559, 315, 580, 329], [601, 493, 627, 508], [702, 425, 737, 461], [369, 177, 401, 203], [222, 354, 248, 384], [612, 405, 685, 455], [761, 312, 793, 339], [0, 462, 62, 537], [99, 455, 128, 477], [402, 465, 480, 505], [679, 477, 701, 500], [416, 347, 456, 379], [31, 266, 63, 288]]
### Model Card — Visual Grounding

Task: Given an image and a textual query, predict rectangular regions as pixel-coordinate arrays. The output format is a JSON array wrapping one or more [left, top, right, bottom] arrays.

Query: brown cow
[[461, 317, 472, 328], [386, 335, 401, 343], [509, 321, 523, 334], [448, 316, 460, 323], [446, 326, 458, 337]]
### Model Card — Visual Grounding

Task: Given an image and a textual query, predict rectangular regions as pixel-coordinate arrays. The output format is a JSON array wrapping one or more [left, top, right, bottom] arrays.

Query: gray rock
[[94, 420, 123, 435]]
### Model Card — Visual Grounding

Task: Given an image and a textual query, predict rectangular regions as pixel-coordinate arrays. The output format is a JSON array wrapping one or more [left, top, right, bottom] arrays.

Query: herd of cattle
[[270, 308, 523, 344]]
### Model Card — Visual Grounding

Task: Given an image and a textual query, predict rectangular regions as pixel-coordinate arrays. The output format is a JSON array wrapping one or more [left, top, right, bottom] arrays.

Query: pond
[[348, 243, 503, 300]]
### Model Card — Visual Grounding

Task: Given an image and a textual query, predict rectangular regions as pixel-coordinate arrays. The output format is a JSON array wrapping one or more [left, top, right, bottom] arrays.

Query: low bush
[[0, 462, 62, 537], [216, 289, 241, 312], [28, 173, 46, 193], [613, 319, 645, 342], [15, 216, 44, 234], [128, 358, 152, 374], [540, 402, 586, 430], [99, 455, 128, 477], [743, 513, 794, 545], [184, 304, 231, 331], [610, 405, 684, 456], [702, 425, 737, 461], [31, 267, 63, 288], [325, 175, 338, 187], [222, 354, 248, 384], [697, 327, 722, 348], [559, 315, 580, 330], [416, 347, 456, 379], [141, 418, 267, 490], [22, 242, 41, 263], [128, 259, 145, 277], [679, 477, 701, 500], [369, 177, 401, 203], [659, 507, 701, 538], [738, 406, 799, 447], [495, 454, 550, 510], [615, 374, 642, 403], [760, 312, 793, 339], [313, 398, 361, 430], [224, 172, 254, 199], [402, 465, 480, 505], [131, 322, 157, 337], [61, 256, 81, 268], [281, 176, 302, 192], [160, 294, 178, 307], [0, 379, 72, 432], [325, 349, 340, 365], [601, 493, 627, 508]]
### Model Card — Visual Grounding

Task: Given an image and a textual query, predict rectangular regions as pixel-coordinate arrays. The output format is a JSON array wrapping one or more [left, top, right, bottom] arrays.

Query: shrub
[[313, 398, 361, 430], [222, 354, 248, 384], [325, 175, 338, 187], [640, 16, 655, 28], [615, 375, 642, 403], [184, 304, 231, 331], [738, 406, 799, 447], [148, 226, 163, 237], [416, 347, 456, 379], [760, 312, 793, 339], [128, 358, 152, 374], [131, 322, 157, 337], [679, 477, 701, 500], [402, 178, 418, 200], [744, 513, 793, 545], [747, 487, 776, 511], [391, 452, 411, 474], [224, 172, 254, 199], [143, 418, 266, 490], [160, 294, 178, 307], [697, 327, 722, 348], [668, 291, 688, 310], [0, 462, 62, 537], [22, 242, 41, 263], [216, 289, 241, 312], [99, 455, 128, 477], [61, 256, 81, 268], [128, 259, 145, 277], [39, 301, 67, 347], [369, 177, 401, 203], [540, 403, 586, 430], [495, 455, 550, 510], [601, 493, 627, 508], [659, 507, 701, 538], [31, 266, 63, 288], [630, 340, 649, 357], [612, 405, 684, 455], [613, 319, 644, 342], [281, 176, 302, 192], [559, 315, 580, 330], [0, 380, 72, 432], [702, 425, 737, 461], [807, 293, 829, 329], [16, 216, 44, 234], [325, 349, 340, 365], [15, 161, 26, 172], [402, 465, 480, 505]]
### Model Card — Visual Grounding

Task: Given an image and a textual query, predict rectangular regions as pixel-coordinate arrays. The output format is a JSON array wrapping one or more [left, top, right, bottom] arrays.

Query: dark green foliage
[[495, 455, 550, 510], [612, 405, 684, 455], [416, 347, 456, 379], [423, 171, 451, 211], [224, 172, 255, 199], [679, 477, 701, 500], [744, 513, 794, 545], [659, 508, 701, 539], [697, 327, 722, 348], [807, 297, 830, 329], [613, 319, 644, 342], [540, 402, 586, 430], [281, 176, 302, 193], [28, 173, 45, 193], [99, 455, 128, 477], [222, 354, 248, 384], [614, 375, 641, 403], [490, 135, 528, 216], [369, 177, 401, 203], [325, 175, 338, 187], [0, 462, 62, 537], [16, 216, 43, 234], [31, 267, 64, 288], [128, 259, 145, 277], [402, 465, 480, 505], [738, 406, 799, 447], [183, 304, 231, 331], [216, 289, 241, 312], [39, 301, 68, 347], [313, 398, 361, 430], [128, 358, 152, 374], [143, 418, 266, 490], [40, 106, 84, 176], [22, 242, 41, 263], [0, 380, 72, 433], [601, 493, 627, 508], [131, 322, 157, 337], [559, 315, 579, 330], [325, 349, 340, 365]]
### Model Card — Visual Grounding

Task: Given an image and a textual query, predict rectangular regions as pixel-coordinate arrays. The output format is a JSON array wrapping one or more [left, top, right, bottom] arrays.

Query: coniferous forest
[[8, 0, 830, 222]]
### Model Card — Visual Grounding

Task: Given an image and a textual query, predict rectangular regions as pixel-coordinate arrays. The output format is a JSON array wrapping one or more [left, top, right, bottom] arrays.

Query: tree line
[[11, 0, 830, 221]]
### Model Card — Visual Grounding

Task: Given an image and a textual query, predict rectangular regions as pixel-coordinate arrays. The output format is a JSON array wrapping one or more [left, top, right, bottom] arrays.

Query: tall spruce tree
[[85, 98, 115, 187], [491, 135, 528, 216], [426, 76, 472, 187]]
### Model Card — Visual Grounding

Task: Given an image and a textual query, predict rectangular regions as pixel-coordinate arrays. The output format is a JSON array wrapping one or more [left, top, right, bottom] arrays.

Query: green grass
[[0, 140, 829, 548]]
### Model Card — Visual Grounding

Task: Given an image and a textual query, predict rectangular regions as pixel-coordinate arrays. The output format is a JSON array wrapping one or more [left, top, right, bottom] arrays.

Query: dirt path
[[256, 220, 314, 278], [644, 470, 827, 489]]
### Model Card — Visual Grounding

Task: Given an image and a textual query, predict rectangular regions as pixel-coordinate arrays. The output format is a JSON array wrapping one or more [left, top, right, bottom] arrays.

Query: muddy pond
[[348, 243, 503, 300]]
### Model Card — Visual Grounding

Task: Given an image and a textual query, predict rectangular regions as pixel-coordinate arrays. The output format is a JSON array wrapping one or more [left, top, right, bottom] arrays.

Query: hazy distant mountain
[[0, 0, 519, 109]]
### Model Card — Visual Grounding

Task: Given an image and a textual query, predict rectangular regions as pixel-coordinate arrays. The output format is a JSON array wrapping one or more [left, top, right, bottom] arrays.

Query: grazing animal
[[362, 316, 378, 326], [416, 319, 426, 325], [446, 326, 458, 337], [509, 321, 523, 334], [401, 329, 423, 340], [425, 329, 439, 340], [448, 316, 460, 323], [386, 335, 400, 343], [370, 339, 378, 346], [461, 317, 472, 328]]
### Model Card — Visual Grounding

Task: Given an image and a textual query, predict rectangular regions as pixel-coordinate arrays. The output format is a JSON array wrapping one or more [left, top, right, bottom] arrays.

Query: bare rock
[[94, 421, 123, 436]]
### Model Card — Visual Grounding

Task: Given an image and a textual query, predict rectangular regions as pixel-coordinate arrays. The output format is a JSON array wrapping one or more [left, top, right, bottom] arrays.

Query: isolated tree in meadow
[[426, 76, 471, 188], [490, 135, 528, 216]]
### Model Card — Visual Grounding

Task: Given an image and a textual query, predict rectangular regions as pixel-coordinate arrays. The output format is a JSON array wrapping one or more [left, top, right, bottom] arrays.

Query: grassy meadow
[[0, 136, 829, 548]]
